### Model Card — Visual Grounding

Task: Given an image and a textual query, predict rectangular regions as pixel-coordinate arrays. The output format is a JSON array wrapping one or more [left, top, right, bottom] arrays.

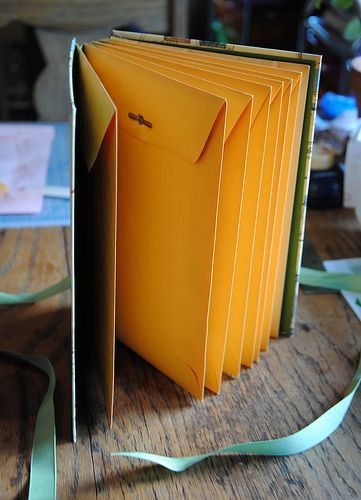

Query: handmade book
[[69, 31, 321, 440]]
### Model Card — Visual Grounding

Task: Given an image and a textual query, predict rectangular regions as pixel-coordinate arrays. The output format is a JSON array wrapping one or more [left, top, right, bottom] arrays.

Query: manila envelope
[[80, 44, 231, 404], [153, 44, 309, 361], [70, 43, 118, 430], [112, 31, 320, 356], [113, 38, 311, 364], [97, 39, 284, 375], [88, 40, 274, 386], [186, 46, 310, 351], [119, 42, 305, 364]]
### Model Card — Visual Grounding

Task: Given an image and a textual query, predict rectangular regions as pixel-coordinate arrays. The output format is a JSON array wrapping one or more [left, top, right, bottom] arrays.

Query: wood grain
[[0, 209, 360, 499]]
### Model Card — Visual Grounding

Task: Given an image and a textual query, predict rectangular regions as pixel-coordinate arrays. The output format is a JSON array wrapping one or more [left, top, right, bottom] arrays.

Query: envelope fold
[[77, 45, 116, 171]]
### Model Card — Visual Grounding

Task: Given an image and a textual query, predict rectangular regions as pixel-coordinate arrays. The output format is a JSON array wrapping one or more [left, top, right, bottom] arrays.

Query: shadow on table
[[0, 305, 76, 444]]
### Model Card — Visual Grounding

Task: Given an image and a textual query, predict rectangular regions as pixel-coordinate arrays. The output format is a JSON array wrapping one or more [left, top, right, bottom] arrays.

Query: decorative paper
[[0, 124, 54, 214]]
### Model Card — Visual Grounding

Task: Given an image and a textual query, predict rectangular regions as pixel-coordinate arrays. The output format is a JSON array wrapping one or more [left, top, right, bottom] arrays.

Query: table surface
[[0, 209, 360, 499]]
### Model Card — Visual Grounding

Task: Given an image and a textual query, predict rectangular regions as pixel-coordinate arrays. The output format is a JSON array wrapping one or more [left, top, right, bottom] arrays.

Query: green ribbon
[[0, 267, 360, 495], [0, 277, 67, 500], [112, 267, 361, 469], [299, 267, 361, 293], [112, 355, 361, 469], [0, 276, 71, 305], [0, 351, 56, 500]]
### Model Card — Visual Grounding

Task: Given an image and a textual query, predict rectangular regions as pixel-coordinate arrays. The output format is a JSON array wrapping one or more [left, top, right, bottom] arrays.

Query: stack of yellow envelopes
[[69, 32, 321, 428]]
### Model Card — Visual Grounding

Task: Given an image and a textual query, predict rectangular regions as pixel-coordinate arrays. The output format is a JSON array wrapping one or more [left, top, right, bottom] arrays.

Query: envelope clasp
[[128, 112, 152, 129]]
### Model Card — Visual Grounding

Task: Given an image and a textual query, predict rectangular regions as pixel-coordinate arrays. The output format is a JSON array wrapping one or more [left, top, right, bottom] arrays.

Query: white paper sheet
[[0, 124, 55, 214], [323, 258, 361, 321]]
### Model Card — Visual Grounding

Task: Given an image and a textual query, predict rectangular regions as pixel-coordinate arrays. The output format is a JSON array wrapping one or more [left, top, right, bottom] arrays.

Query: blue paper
[[0, 122, 70, 229]]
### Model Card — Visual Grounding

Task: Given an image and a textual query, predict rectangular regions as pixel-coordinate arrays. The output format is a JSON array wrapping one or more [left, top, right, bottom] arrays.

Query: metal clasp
[[128, 112, 152, 128]]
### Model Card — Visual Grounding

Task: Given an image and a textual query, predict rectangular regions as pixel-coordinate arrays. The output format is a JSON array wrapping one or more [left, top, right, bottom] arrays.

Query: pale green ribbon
[[0, 351, 56, 500], [0, 276, 68, 500], [299, 267, 361, 293], [112, 356, 361, 470], [0, 267, 360, 496], [0, 276, 71, 305]]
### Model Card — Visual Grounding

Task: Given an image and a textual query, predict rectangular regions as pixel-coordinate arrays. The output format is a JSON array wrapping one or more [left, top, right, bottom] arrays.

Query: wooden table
[[0, 209, 360, 499]]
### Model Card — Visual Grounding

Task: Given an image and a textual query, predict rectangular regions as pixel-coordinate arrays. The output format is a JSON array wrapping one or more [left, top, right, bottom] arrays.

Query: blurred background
[[0, 0, 360, 223], [0, 0, 361, 121]]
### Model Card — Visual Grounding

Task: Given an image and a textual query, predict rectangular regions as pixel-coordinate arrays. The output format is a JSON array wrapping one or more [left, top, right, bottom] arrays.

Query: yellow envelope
[[71, 45, 118, 425], [98, 38, 285, 375], [180, 47, 310, 351], [92, 40, 277, 384], [110, 40, 307, 366], [265, 66, 309, 344], [105, 38, 309, 365], [82, 43, 231, 399], [89, 42, 257, 393], [70, 31, 321, 437], [112, 40, 304, 363], [156, 43, 310, 360]]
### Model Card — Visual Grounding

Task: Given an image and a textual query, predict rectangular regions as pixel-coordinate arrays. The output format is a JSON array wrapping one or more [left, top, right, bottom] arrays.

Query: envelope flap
[[115, 77, 226, 166], [95, 40, 252, 145], [83, 44, 226, 165], [103, 40, 270, 132], [76, 45, 116, 171]]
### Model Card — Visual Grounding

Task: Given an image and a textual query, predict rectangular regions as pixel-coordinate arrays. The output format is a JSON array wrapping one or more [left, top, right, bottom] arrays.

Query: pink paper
[[0, 124, 55, 214]]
